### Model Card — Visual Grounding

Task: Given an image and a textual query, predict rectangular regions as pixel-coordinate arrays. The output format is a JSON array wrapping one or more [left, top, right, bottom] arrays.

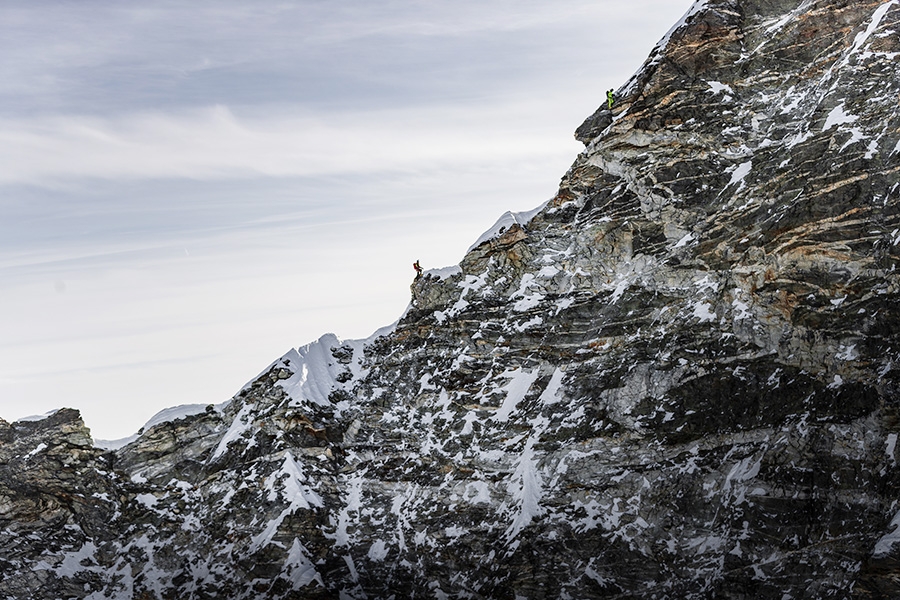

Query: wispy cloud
[[1, 1, 690, 114], [0, 100, 582, 184]]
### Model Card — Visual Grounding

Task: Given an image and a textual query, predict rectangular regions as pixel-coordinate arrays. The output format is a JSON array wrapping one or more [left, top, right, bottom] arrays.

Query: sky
[[0, 0, 694, 441]]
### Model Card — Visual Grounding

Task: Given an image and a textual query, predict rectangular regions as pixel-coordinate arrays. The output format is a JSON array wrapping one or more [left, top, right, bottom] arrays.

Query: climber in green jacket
[[607, 89, 615, 110]]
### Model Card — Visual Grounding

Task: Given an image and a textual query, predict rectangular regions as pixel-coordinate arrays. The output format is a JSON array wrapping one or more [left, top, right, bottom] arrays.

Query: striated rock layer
[[3, 0, 900, 598]]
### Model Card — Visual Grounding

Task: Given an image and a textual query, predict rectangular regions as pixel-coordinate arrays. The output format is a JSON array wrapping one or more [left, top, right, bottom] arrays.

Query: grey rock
[[2, 1, 900, 598]]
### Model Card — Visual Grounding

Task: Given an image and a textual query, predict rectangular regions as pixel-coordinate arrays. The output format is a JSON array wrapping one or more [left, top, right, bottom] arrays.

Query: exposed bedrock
[[3, 1, 900, 598]]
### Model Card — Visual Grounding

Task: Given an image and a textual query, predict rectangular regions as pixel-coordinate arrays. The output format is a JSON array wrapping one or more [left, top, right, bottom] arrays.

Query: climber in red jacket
[[413, 260, 423, 279]]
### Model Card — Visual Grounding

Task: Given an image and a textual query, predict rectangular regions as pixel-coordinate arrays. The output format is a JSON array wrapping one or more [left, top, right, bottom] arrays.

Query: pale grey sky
[[0, 0, 694, 440]]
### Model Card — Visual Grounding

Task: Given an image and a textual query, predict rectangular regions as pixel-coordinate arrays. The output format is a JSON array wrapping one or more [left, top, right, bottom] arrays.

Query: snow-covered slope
[[3, 1, 900, 598]]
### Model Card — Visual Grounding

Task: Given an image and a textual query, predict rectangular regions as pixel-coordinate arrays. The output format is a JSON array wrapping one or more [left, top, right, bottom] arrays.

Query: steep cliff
[[3, 1, 900, 598]]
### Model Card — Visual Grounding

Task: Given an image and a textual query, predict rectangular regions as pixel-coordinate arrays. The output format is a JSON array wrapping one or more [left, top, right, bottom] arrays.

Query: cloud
[[0, 100, 582, 184], [0, 1, 692, 115]]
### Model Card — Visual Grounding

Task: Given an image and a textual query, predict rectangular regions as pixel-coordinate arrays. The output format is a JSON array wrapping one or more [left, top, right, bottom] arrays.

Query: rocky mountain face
[[3, 0, 900, 598]]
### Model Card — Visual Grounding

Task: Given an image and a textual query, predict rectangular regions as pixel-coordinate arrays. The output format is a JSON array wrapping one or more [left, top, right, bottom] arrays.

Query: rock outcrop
[[2, 1, 900, 598]]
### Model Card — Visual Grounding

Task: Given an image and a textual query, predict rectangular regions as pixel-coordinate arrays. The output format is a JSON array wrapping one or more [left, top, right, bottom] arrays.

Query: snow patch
[[765, 12, 794, 34], [467, 199, 549, 253], [15, 409, 61, 422], [367, 540, 389, 561], [707, 81, 733, 101], [504, 416, 548, 542], [435, 272, 490, 322], [823, 104, 857, 131], [142, 404, 212, 432], [513, 316, 543, 332], [94, 435, 139, 450], [725, 456, 762, 486], [673, 233, 696, 248], [757, 0, 816, 46], [707, 81, 733, 95], [609, 278, 630, 304], [460, 411, 478, 435], [780, 91, 803, 114], [278, 333, 367, 409], [692, 302, 717, 323], [844, 1, 899, 65], [331, 472, 364, 547], [465, 480, 493, 504], [652, 1, 710, 61], [425, 265, 462, 280], [97, 403, 213, 450], [695, 274, 719, 293], [836, 344, 858, 361], [514, 294, 544, 312], [54, 542, 102, 578], [584, 558, 611, 586], [887, 433, 898, 466], [865, 139, 880, 159], [264, 452, 324, 510], [24, 442, 47, 459], [135, 493, 158, 508], [874, 509, 900, 557], [211, 403, 254, 460], [787, 130, 813, 148], [492, 369, 540, 422], [839, 128, 867, 151], [510, 271, 546, 312], [539, 369, 565, 406], [728, 160, 753, 191], [554, 296, 575, 315], [283, 539, 324, 589]]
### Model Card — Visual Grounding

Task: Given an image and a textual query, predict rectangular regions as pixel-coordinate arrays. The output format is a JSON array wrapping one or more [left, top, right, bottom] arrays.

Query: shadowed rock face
[[2, 1, 900, 598]]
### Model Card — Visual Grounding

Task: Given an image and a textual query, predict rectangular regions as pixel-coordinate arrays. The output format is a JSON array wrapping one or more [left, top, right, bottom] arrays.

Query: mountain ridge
[[3, 0, 900, 598]]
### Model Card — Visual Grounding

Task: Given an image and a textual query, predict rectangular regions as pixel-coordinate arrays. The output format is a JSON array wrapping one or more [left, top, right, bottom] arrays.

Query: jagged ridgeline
[[3, 1, 900, 598]]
